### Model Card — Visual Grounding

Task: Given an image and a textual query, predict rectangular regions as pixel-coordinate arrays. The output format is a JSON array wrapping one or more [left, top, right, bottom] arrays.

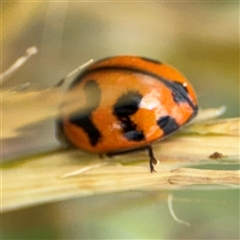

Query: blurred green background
[[2, 1, 239, 239]]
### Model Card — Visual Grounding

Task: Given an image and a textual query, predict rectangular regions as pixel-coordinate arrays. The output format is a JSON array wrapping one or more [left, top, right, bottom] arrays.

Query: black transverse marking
[[113, 91, 145, 141], [69, 80, 102, 146], [163, 80, 198, 118], [124, 130, 145, 141], [157, 116, 179, 135], [164, 81, 189, 104], [140, 57, 162, 65], [165, 81, 198, 119]]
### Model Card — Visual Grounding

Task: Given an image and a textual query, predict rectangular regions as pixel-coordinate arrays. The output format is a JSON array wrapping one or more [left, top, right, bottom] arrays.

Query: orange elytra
[[57, 56, 198, 172]]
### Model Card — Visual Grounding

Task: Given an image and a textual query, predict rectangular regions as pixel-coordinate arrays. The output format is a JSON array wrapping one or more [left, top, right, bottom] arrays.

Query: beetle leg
[[147, 146, 158, 173]]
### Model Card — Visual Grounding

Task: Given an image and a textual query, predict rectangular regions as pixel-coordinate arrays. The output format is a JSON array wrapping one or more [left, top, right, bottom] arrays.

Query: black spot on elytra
[[157, 116, 179, 135], [113, 91, 141, 116], [69, 80, 102, 146], [113, 91, 145, 141], [165, 81, 198, 121], [162, 81, 189, 104], [124, 131, 145, 141]]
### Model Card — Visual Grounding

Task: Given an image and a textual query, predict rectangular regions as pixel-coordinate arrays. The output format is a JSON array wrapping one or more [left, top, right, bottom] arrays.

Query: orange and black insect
[[57, 56, 198, 172]]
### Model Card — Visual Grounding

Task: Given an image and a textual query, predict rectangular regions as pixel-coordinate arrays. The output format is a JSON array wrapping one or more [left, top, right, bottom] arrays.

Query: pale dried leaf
[[184, 118, 240, 136], [2, 129, 239, 212], [2, 77, 239, 212], [1, 89, 64, 138], [192, 105, 227, 123]]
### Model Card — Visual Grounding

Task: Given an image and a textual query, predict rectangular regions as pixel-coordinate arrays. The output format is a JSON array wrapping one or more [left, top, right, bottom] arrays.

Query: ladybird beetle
[[57, 56, 198, 172]]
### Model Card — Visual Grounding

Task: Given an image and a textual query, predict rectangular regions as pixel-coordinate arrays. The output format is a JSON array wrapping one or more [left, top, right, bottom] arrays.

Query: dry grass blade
[[1, 89, 64, 138], [1, 51, 239, 213], [2, 118, 240, 212], [169, 168, 239, 185], [185, 117, 240, 136]]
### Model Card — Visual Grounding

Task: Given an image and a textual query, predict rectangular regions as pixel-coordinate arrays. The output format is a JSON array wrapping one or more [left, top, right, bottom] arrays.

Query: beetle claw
[[147, 146, 159, 173]]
